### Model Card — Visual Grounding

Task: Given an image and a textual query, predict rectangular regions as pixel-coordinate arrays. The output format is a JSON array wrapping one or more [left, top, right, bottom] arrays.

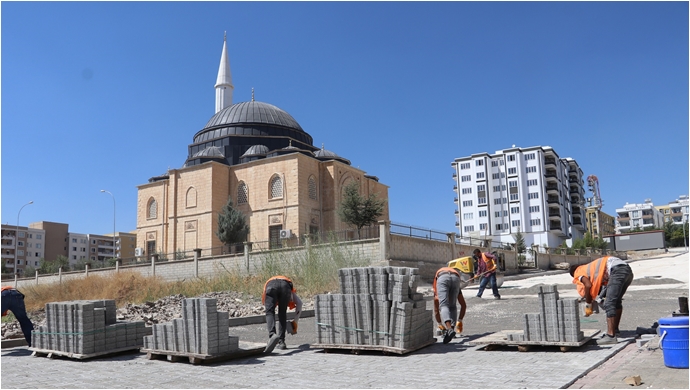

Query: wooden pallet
[[469, 329, 600, 352], [311, 338, 436, 355], [29, 346, 141, 360], [141, 341, 265, 365]]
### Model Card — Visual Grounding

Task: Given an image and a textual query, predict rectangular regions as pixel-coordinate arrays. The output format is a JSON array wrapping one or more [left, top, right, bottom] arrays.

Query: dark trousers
[[1, 289, 34, 346], [605, 264, 633, 318], [477, 273, 500, 297], [264, 279, 291, 341]]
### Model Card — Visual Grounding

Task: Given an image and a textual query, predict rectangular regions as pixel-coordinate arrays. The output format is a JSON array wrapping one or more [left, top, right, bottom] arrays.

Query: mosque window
[[147, 198, 158, 219], [308, 176, 317, 200], [186, 187, 197, 208], [238, 182, 248, 204], [270, 175, 283, 199]]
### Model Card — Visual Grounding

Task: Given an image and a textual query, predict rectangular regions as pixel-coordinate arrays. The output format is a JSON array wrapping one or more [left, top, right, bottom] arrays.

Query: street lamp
[[100, 190, 116, 260], [16, 201, 34, 275]]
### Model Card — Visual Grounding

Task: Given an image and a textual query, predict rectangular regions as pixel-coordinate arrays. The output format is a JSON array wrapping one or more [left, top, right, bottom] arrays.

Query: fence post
[[243, 243, 250, 272], [59, 267, 63, 284], [115, 259, 120, 272], [85, 263, 90, 277], [35, 270, 39, 284], [193, 248, 201, 278], [152, 254, 158, 276], [378, 220, 389, 263], [446, 233, 456, 260], [14, 272, 18, 288]]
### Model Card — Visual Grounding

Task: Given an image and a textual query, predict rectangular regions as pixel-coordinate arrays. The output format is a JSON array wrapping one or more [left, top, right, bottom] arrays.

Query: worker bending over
[[1, 286, 34, 347], [433, 267, 467, 344], [569, 256, 633, 345], [262, 275, 302, 353]]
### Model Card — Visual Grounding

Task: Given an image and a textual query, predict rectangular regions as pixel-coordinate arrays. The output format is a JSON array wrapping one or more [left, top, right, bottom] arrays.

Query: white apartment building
[[452, 145, 586, 251], [67, 233, 90, 266], [615, 199, 663, 233], [1, 224, 45, 275], [666, 195, 689, 225]]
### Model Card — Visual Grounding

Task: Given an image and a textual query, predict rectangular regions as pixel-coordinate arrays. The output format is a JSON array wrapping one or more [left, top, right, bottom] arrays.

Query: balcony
[[549, 210, 561, 220], [617, 216, 630, 222], [545, 184, 559, 193], [547, 196, 560, 204], [454, 209, 459, 215], [1, 253, 15, 259], [544, 157, 557, 166], [1, 242, 14, 249], [452, 173, 457, 179], [454, 197, 458, 203], [549, 222, 562, 231], [573, 216, 583, 226], [453, 185, 458, 190]]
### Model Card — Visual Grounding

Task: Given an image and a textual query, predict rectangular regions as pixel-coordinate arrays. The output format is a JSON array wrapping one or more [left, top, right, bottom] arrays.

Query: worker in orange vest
[[473, 248, 501, 299], [1, 286, 34, 347], [261, 276, 302, 353], [433, 267, 467, 344], [569, 256, 633, 345]]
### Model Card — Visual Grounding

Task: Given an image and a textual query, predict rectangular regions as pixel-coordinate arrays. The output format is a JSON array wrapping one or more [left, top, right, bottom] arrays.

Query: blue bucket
[[658, 316, 689, 369]]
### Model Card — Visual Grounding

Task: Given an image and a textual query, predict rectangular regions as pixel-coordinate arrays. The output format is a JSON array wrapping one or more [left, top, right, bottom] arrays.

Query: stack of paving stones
[[315, 266, 434, 350], [507, 285, 584, 342], [31, 300, 148, 355], [142, 298, 239, 356]]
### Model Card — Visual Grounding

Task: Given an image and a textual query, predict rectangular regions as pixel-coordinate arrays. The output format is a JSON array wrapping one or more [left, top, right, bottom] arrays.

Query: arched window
[[186, 187, 197, 208], [308, 176, 317, 200], [237, 181, 248, 204], [269, 175, 283, 199], [147, 198, 158, 219]]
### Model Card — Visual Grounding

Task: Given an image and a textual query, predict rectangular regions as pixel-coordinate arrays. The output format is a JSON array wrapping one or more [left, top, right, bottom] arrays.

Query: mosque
[[135, 35, 389, 256]]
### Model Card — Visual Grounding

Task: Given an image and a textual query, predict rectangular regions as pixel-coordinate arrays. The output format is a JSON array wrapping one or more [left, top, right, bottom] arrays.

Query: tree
[[337, 182, 386, 238], [39, 255, 70, 274], [513, 228, 527, 265], [572, 232, 608, 252], [216, 197, 249, 251]]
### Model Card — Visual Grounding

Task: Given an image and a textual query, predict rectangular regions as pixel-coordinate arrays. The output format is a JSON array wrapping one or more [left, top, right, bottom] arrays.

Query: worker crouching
[[262, 276, 302, 353], [433, 267, 467, 344]]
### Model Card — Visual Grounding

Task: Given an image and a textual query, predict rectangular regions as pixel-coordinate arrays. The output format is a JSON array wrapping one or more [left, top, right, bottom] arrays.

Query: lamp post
[[16, 201, 34, 275], [100, 190, 116, 260]]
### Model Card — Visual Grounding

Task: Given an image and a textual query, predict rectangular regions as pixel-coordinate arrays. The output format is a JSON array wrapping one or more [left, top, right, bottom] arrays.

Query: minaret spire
[[215, 32, 234, 113]]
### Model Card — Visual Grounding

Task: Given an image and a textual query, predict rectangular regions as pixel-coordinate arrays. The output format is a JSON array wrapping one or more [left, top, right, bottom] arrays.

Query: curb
[[228, 309, 315, 327], [1, 339, 27, 349]]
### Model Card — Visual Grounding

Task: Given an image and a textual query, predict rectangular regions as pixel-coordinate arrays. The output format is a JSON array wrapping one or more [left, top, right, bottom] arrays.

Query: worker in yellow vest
[[1, 286, 34, 347], [261, 276, 302, 353], [569, 256, 633, 345], [433, 267, 467, 344]]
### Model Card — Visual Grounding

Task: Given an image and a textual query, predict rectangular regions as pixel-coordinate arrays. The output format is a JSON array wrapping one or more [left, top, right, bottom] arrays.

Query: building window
[[507, 155, 515, 162], [479, 223, 488, 231], [525, 153, 535, 160], [511, 207, 520, 214], [462, 187, 472, 194], [464, 225, 475, 233], [526, 166, 537, 173], [477, 184, 485, 192], [475, 160, 483, 166], [18, 232, 25, 238], [460, 162, 470, 170], [508, 167, 517, 175], [478, 210, 487, 217], [18, 250, 24, 256], [527, 179, 538, 186], [476, 172, 485, 179], [477, 197, 487, 204], [529, 205, 540, 213], [186, 187, 197, 208], [461, 175, 471, 182], [72, 238, 77, 243], [147, 198, 158, 219], [510, 193, 519, 201], [491, 160, 498, 167], [237, 181, 248, 204], [308, 176, 318, 200], [494, 198, 502, 205], [530, 219, 541, 226], [73, 255, 77, 260], [462, 200, 473, 207], [269, 175, 283, 199], [631, 211, 639, 218], [492, 172, 505, 179], [72, 247, 77, 251], [528, 192, 539, 199], [463, 213, 473, 219], [509, 180, 517, 188], [512, 220, 521, 227]]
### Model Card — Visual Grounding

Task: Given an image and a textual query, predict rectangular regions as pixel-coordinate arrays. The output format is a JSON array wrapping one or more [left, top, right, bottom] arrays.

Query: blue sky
[[2, 1, 688, 236]]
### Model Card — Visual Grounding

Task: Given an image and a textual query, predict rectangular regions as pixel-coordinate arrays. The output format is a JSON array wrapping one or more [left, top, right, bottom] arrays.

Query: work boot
[[494, 295, 501, 300], [443, 329, 456, 344], [264, 334, 280, 353], [277, 339, 287, 350], [597, 334, 618, 345]]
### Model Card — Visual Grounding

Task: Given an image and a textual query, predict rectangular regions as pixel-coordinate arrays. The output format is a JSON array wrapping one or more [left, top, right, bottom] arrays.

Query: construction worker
[[473, 249, 501, 300], [433, 267, 467, 344], [1, 286, 34, 347], [261, 275, 302, 353], [569, 256, 633, 345]]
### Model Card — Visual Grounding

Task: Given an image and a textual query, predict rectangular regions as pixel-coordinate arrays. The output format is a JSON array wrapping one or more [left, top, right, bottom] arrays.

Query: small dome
[[314, 145, 351, 165], [193, 146, 225, 158], [241, 144, 269, 158]]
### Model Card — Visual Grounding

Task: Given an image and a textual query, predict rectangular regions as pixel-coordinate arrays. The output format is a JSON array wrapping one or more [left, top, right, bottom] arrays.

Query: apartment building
[[104, 232, 137, 259], [29, 221, 69, 264], [656, 195, 689, 225], [615, 199, 663, 233], [67, 233, 90, 266], [87, 234, 117, 264], [452, 145, 586, 250], [1, 224, 45, 275], [585, 207, 616, 239]]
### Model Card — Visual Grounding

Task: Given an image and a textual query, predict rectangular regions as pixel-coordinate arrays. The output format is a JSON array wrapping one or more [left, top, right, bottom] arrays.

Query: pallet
[[469, 329, 600, 352], [29, 346, 141, 360], [311, 338, 436, 355], [141, 341, 265, 365]]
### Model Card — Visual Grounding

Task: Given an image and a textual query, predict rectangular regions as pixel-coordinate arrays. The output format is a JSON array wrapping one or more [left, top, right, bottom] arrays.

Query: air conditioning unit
[[279, 229, 292, 239], [135, 248, 144, 256]]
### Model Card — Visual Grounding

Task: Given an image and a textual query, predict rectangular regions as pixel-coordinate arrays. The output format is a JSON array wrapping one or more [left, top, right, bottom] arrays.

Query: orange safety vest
[[572, 256, 609, 299], [433, 267, 461, 298], [262, 276, 297, 310], [481, 253, 497, 274], [1, 286, 16, 316]]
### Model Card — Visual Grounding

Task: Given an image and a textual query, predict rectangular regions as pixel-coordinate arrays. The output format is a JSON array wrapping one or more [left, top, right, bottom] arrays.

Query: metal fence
[[389, 222, 449, 242]]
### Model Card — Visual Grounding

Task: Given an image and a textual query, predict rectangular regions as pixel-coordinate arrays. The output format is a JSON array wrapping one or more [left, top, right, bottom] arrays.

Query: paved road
[[2, 252, 687, 389]]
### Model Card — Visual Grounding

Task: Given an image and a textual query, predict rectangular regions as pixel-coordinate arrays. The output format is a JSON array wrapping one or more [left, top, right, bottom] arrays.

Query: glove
[[455, 320, 463, 334], [438, 324, 446, 332], [584, 303, 593, 317], [290, 320, 298, 335]]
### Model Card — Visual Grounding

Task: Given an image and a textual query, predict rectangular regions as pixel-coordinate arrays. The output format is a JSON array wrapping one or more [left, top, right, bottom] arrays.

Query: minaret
[[215, 32, 234, 113]]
